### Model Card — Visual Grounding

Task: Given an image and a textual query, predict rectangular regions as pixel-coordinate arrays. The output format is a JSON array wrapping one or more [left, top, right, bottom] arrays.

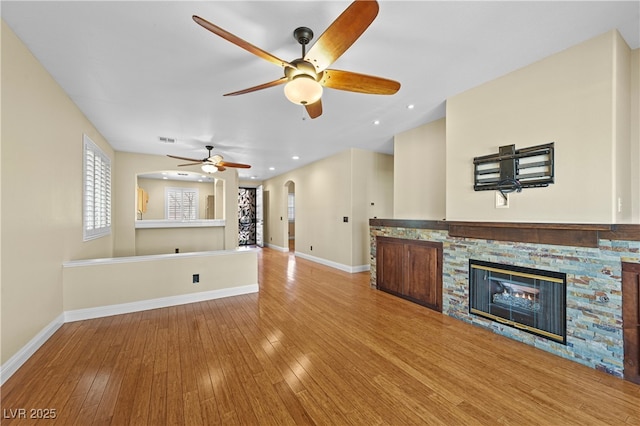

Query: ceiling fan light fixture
[[201, 163, 218, 174], [284, 74, 322, 105]]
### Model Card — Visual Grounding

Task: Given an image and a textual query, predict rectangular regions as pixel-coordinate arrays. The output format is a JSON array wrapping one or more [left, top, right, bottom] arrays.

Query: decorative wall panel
[[238, 188, 256, 245]]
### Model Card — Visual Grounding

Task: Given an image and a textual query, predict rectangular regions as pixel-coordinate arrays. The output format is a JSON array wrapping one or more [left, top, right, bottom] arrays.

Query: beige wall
[[1, 21, 114, 364], [263, 148, 392, 268], [631, 48, 640, 221], [393, 118, 446, 220], [306, 150, 352, 264], [135, 227, 225, 256], [113, 152, 240, 256], [351, 148, 394, 265], [445, 30, 635, 223], [0, 19, 3, 371], [63, 250, 257, 311], [614, 31, 633, 223], [137, 177, 216, 220]]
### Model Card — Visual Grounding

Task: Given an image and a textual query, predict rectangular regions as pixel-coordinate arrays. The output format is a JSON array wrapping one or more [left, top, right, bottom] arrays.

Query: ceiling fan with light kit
[[193, 0, 400, 119], [167, 145, 251, 173]]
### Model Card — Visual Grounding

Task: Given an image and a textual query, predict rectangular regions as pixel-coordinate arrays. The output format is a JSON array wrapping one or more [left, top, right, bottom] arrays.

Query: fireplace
[[469, 260, 566, 344]]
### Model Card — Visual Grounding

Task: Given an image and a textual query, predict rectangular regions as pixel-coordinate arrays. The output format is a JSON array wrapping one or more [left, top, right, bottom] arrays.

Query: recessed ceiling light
[[292, 156, 300, 160], [162, 177, 168, 180], [407, 104, 415, 109], [269, 167, 275, 171], [250, 176, 257, 180], [373, 120, 380, 125]]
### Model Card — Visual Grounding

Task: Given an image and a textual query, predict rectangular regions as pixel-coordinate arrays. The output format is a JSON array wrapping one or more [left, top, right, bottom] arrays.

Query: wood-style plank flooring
[[2, 248, 640, 425]]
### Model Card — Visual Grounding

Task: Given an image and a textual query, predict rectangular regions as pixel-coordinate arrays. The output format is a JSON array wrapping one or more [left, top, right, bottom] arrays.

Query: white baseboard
[[294, 252, 370, 274], [0, 284, 258, 385], [64, 284, 259, 322], [351, 264, 371, 273], [0, 313, 65, 386], [266, 243, 288, 252]]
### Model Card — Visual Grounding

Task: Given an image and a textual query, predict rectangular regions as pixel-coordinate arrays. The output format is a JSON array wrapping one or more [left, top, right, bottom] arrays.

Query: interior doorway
[[238, 187, 256, 246], [285, 181, 295, 252], [256, 185, 264, 247]]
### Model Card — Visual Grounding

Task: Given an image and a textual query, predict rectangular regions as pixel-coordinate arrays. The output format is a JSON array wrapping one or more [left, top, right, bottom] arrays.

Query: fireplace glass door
[[469, 260, 566, 344]]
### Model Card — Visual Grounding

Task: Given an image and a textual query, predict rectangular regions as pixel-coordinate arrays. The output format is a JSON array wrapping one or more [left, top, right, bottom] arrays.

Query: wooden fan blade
[[305, 99, 323, 119], [178, 162, 203, 167], [304, 0, 379, 72], [218, 161, 251, 169], [223, 77, 288, 96], [167, 154, 204, 162], [216, 165, 227, 172], [320, 69, 400, 94], [193, 15, 293, 69]]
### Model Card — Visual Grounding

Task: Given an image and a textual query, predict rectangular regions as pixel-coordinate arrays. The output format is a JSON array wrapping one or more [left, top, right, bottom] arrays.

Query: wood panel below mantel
[[369, 219, 639, 247]]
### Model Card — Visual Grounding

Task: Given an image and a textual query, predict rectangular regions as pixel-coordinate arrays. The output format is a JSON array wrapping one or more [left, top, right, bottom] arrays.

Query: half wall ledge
[[62, 249, 259, 317]]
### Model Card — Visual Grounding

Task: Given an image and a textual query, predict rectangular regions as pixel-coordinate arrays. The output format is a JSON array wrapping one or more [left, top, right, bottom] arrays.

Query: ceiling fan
[[193, 0, 400, 119], [167, 145, 251, 173]]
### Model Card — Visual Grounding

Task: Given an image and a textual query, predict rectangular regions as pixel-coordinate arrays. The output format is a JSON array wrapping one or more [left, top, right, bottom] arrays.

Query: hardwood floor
[[2, 248, 640, 425]]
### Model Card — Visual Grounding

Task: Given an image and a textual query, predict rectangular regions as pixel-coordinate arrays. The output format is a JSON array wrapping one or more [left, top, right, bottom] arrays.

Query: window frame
[[83, 134, 112, 241], [165, 187, 199, 220]]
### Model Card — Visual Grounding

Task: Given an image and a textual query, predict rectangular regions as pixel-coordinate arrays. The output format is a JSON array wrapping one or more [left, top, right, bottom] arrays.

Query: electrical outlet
[[192, 274, 199, 284]]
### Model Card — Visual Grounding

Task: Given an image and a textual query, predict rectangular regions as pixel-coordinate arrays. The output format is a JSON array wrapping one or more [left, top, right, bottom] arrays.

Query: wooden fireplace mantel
[[369, 219, 639, 248]]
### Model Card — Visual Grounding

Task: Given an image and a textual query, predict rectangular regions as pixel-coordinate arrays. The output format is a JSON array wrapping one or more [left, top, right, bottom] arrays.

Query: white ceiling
[[3, 1, 639, 181]]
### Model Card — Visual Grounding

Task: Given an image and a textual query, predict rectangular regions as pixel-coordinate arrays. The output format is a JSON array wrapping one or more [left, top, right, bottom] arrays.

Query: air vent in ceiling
[[159, 136, 176, 143]]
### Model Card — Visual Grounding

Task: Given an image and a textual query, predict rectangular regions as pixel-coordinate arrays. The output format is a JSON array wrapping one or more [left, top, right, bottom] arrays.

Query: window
[[166, 187, 198, 220], [83, 134, 111, 240], [288, 192, 295, 221]]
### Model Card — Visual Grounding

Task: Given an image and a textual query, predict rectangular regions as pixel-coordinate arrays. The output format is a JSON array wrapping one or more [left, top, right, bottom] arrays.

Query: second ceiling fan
[[193, 0, 400, 119], [168, 145, 251, 173]]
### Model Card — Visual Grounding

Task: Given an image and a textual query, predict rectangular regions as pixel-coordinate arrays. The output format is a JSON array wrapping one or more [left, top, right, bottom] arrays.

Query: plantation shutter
[[166, 187, 198, 220], [83, 134, 111, 240]]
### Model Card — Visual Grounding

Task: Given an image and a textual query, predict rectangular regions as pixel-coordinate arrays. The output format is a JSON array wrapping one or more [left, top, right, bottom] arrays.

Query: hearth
[[469, 259, 566, 344]]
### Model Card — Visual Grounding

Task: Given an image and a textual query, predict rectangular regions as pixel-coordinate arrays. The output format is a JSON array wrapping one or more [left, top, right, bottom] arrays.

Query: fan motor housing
[[285, 59, 319, 81]]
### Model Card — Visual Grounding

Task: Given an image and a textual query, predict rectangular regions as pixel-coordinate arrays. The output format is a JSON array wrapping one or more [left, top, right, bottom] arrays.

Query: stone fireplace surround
[[369, 219, 640, 378]]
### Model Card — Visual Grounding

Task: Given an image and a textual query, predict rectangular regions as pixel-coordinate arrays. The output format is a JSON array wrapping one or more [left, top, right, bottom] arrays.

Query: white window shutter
[[83, 134, 111, 241]]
